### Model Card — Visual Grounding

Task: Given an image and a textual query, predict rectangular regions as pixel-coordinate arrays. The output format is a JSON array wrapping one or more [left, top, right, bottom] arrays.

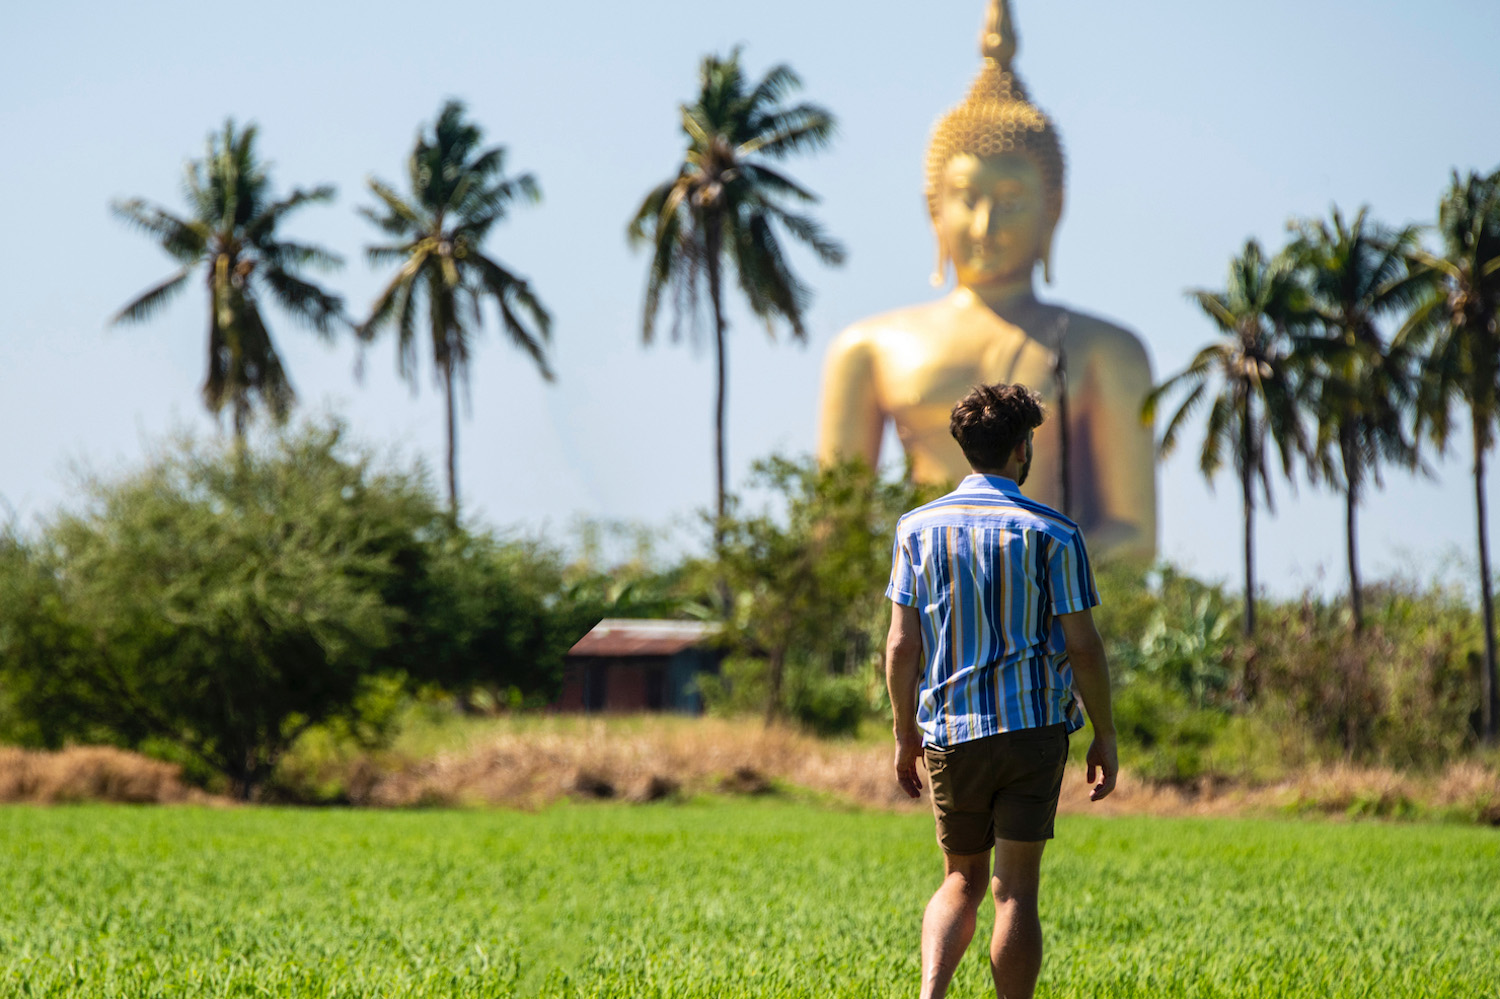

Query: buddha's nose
[[970, 199, 993, 240]]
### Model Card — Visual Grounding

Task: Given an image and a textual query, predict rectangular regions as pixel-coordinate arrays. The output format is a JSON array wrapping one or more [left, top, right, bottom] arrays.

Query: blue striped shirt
[[886, 474, 1098, 748]]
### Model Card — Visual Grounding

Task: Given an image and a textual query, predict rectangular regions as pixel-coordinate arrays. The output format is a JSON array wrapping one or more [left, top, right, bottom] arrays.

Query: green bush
[[785, 670, 867, 738], [1252, 583, 1481, 767], [0, 422, 577, 797]]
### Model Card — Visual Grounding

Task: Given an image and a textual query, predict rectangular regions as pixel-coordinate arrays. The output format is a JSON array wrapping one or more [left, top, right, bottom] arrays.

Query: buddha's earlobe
[[930, 242, 949, 288], [1040, 228, 1056, 285]]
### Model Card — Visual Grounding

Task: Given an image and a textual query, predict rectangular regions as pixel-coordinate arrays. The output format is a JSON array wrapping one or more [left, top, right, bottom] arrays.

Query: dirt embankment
[[3, 724, 1497, 824]]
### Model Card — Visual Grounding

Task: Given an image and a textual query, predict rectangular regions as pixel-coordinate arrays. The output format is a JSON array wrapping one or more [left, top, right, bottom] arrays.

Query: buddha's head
[[925, 0, 1066, 289]]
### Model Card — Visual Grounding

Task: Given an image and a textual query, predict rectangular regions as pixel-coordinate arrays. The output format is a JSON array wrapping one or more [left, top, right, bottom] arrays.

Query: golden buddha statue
[[818, 0, 1157, 559]]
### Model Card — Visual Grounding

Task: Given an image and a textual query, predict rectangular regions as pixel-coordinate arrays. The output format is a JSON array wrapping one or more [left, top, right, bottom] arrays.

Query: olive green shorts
[[924, 723, 1069, 852]]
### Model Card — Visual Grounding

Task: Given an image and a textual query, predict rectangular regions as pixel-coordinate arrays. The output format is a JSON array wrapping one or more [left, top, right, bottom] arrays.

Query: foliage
[[111, 120, 346, 438], [1144, 240, 1313, 635], [358, 99, 552, 515], [1402, 167, 1500, 742], [1096, 560, 1240, 706], [0, 422, 574, 797], [1251, 582, 1483, 767], [1286, 206, 1428, 628], [703, 456, 931, 730], [628, 49, 844, 529], [4, 805, 1499, 998], [1091, 559, 1484, 778]]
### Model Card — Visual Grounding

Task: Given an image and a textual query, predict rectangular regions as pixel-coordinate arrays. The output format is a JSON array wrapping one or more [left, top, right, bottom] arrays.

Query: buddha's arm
[[1081, 331, 1158, 560], [817, 329, 886, 470]]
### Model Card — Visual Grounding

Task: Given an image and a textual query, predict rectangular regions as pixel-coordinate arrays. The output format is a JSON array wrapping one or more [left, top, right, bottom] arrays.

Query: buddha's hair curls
[[924, 62, 1065, 230]]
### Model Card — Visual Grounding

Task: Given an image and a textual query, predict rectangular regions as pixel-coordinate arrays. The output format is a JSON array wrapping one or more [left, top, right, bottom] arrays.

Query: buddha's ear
[[931, 238, 950, 288], [1039, 225, 1057, 285]]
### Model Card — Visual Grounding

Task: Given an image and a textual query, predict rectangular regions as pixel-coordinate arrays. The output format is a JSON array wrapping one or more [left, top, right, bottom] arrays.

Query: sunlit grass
[[1, 803, 1496, 997]]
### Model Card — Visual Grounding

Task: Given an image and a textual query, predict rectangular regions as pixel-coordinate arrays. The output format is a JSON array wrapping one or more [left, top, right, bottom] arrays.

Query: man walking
[[885, 383, 1119, 999]]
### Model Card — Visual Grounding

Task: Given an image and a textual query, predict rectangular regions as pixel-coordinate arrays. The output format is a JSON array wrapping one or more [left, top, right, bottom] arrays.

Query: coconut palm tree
[[111, 120, 345, 440], [1401, 169, 1500, 743], [628, 49, 845, 545], [358, 99, 552, 519], [1143, 240, 1311, 638], [1287, 207, 1428, 632]]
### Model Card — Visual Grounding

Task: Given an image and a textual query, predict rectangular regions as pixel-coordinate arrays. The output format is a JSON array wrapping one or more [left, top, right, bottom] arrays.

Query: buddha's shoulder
[[825, 301, 955, 357], [1052, 305, 1152, 371]]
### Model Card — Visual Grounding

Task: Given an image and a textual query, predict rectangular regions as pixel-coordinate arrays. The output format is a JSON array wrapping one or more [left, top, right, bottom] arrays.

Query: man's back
[[888, 473, 1095, 747]]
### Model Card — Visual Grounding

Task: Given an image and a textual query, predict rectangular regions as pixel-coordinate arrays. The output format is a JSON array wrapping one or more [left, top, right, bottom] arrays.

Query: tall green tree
[[1143, 240, 1310, 638], [358, 100, 552, 518], [628, 50, 845, 545], [1288, 207, 1428, 631], [1401, 169, 1500, 743], [111, 121, 346, 440]]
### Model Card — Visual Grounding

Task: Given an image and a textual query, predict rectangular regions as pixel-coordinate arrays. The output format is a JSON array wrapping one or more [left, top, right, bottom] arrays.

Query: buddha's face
[[937, 153, 1050, 288]]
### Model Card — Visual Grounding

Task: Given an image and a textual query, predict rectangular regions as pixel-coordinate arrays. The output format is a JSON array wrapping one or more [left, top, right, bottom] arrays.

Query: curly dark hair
[[949, 383, 1046, 471]]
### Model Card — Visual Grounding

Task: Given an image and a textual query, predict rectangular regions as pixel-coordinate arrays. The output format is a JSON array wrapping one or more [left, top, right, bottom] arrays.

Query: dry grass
[[281, 716, 1500, 823], [6, 720, 1495, 822], [0, 746, 214, 804]]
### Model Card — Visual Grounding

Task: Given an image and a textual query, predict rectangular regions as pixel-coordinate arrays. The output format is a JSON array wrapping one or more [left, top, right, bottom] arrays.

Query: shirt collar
[[958, 473, 1023, 496]]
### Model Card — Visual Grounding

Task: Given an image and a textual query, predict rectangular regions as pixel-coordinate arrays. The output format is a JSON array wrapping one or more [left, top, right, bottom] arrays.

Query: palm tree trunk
[[444, 358, 458, 521], [1242, 465, 1255, 639], [705, 219, 728, 545], [764, 643, 786, 727], [1343, 442, 1364, 633], [1474, 419, 1498, 744], [1241, 396, 1256, 639]]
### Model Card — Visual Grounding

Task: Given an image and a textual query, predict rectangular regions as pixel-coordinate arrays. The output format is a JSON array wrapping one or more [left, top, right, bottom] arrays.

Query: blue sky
[[2, 0, 1498, 595]]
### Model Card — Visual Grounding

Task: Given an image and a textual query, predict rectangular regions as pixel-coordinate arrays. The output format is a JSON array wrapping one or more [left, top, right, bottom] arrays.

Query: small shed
[[554, 619, 722, 714]]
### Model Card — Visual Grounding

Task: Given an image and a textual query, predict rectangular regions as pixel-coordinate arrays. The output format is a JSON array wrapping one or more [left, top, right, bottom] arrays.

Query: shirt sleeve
[[885, 530, 919, 607], [1046, 529, 1100, 615]]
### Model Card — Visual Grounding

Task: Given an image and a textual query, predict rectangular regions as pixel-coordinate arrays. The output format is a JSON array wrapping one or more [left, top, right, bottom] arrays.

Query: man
[[885, 382, 1119, 999]]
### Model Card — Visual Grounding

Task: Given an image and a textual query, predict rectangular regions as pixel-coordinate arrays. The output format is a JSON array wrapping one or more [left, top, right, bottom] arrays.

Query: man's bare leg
[[989, 838, 1047, 999], [920, 849, 991, 999]]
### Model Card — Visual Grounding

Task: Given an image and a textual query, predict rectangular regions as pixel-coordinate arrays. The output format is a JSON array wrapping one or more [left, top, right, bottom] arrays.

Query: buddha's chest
[[875, 328, 1058, 424]]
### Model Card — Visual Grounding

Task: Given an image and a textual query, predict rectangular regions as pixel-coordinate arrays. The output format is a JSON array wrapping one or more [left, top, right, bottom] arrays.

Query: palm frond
[[473, 252, 554, 381], [110, 199, 207, 262], [1154, 378, 1212, 457], [262, 240, 342, 272], [244, 185, 336, 244], [111, 268, 192, 326], [365, 179, 425, 234], [738, 163, 817, 204], [762, 204, 846, 265], [260, 267, 346, 338], [739, 104, 837, 160]]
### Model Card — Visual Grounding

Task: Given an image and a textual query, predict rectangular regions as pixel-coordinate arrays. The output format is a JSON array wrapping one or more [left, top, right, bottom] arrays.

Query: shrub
[[1252, 584, 1481, 767], [785, 670, 866, 738], [0, 422, 576, 798]]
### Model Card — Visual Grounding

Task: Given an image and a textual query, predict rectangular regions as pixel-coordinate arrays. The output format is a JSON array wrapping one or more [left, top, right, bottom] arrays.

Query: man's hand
[[1086, 732, 1118, 801], [894, 731, 924, 799]]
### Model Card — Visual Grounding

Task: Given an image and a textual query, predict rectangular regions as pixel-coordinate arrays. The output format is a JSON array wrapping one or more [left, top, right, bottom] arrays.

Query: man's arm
[[885, 601, 924, 799], [1058, 608, 1118, 801]]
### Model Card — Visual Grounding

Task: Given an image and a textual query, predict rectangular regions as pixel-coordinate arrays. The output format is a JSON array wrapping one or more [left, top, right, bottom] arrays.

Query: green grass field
[[2, 803, 1497, 998]]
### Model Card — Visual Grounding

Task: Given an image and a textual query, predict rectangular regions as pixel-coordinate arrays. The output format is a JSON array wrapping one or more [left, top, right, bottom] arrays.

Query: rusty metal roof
[[568, 618, 720, 658]]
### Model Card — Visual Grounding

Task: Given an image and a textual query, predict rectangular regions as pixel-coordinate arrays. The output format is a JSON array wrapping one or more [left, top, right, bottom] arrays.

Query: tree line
[[1145, 173, 1500, 742], [111, 52, 844, 531], [79, 44, 1500, 768]]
